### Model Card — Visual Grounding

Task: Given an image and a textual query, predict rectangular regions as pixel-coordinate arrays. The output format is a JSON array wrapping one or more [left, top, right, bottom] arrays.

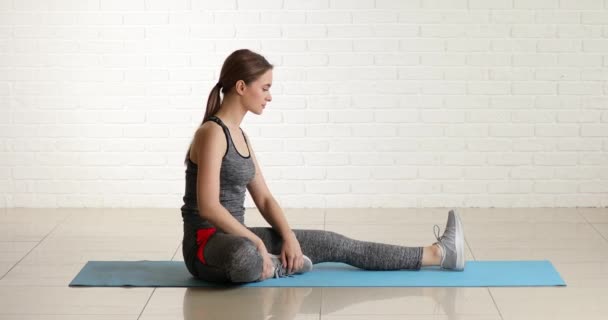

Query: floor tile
[[577, 208, 608, 223], [139, 287, 321, 320], [320, 287, 499, 317], [592, 223, 608, 239], [0, 263, 14, 278], [50, 208, 181, 239], [463, 208, 587, 223], [466, 221, 608, 262], [0, 286, 151, 315], [48, 220, 181, 239], [470, 246, 608, 263], [552, 261, 608, 288], [465, 222, 601, 241], [323, 315, 501, 320], [19, 236, 180, 265], [0, 208, 73, 224], [0, 316, 135, 320], [1, 207, 605, 320], [172, 244, 184, 261], [490, 287, 608, 320], [0, 262, 88, 287], [0, 207, 72, 243], [0, 223, 60, 242], [0, 242, 37, 263]]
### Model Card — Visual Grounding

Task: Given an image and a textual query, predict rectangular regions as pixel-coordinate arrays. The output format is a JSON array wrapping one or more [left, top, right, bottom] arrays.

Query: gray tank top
[[180, 115, 256, 231]]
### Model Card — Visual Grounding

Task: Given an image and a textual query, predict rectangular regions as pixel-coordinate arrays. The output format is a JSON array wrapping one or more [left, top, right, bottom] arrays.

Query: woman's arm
[[259, 197, 295, 240], [244, 131, 295, 240]]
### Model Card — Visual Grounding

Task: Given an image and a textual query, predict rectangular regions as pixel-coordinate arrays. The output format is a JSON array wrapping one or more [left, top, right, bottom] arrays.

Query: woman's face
[[243, 69, 273, 114]]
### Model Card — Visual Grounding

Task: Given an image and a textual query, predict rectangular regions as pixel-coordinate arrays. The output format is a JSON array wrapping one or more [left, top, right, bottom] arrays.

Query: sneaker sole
[[453, 211, 465, 271], [274, 254, 314, 275]]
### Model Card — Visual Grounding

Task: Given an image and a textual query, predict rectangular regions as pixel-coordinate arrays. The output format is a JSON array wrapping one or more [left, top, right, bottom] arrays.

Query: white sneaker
[[432, 210, 465, 271], [268, 254, 313, 278]]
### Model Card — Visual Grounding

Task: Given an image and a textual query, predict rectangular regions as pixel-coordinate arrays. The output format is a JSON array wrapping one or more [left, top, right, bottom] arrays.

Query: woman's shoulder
[[190, 121, 227, 163], [198, 119, 221, 132]]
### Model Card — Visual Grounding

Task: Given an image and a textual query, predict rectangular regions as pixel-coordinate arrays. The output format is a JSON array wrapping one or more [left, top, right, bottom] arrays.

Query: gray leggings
[[182, 226, 423, 283]]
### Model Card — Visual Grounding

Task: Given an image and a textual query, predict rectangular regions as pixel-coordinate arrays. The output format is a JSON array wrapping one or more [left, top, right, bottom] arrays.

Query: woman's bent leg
[[195, 231, 265, 283], [249, 227, 423, 270]]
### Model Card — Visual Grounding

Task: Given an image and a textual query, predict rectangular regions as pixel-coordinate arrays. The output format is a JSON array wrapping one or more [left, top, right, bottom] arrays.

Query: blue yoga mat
[[68, 260, 566, 287]]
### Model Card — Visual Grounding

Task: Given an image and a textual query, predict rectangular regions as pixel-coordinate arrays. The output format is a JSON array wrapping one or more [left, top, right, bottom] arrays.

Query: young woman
[[180, 49, 465, 283]]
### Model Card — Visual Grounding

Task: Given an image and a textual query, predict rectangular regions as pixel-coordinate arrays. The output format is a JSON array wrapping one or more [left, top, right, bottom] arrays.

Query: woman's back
[[180, 115, 256, 231]]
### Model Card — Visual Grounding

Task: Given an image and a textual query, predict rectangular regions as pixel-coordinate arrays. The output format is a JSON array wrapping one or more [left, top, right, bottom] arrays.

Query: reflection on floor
[[0, 207, 607, 320]]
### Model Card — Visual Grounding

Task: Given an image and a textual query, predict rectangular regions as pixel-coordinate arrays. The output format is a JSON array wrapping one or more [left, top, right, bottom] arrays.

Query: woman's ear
[[235, 80, 246, 95]]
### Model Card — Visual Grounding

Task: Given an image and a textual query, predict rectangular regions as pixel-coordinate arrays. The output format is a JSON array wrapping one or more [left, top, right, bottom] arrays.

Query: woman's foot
[[268, 254, 313, 278], [433, 210, 465, 271]]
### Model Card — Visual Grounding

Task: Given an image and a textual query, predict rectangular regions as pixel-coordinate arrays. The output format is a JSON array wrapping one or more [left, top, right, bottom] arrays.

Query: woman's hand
[[256, 241, 275, 281], [280, 232, 303, 275]]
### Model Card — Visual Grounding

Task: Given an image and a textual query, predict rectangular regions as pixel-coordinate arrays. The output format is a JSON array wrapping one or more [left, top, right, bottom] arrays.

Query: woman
[[180, 49, 465, 283]]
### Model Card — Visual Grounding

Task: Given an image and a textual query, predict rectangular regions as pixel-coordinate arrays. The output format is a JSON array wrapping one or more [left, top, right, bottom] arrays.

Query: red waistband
[[196, 227, 217, 265]]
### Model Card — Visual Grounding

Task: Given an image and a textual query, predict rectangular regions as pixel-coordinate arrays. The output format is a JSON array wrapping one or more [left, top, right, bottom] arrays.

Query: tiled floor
[[0, 207, 607, 320]]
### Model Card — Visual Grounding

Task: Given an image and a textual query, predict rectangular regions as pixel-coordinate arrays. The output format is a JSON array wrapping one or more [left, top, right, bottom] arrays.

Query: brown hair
[[184, 49, 273, 165]]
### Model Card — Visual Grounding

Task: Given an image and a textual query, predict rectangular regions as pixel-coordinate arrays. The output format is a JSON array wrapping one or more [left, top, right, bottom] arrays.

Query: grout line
[[577, 209, 608, 244], [169, 238, 181, 261], [589, 224, 608, 242], [0, 212, 74, 281], [170, 244, 180, 261], [459, 210, 477, 261], [319, 287, 324, 320], [462, 209, 477, 262], [465, 236, 476, 261], [487, 287, 506, 320], [136, 288, 156, 320]]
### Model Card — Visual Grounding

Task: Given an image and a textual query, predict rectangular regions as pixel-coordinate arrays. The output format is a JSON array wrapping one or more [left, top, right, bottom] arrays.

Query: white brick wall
[[1, 0, 607, 208]]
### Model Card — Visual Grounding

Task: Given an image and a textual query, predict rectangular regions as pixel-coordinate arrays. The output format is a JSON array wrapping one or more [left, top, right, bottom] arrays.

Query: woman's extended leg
[[250, 209, 465, 272], [249, 227, 427, 270]]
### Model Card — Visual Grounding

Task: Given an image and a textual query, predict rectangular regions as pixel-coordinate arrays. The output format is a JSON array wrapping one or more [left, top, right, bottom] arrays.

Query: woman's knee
[[226, 238, 264, 283]]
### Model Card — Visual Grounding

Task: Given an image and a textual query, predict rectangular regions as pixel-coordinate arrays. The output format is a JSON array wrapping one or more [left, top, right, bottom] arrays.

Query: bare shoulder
[[190, 121, 226, 164]]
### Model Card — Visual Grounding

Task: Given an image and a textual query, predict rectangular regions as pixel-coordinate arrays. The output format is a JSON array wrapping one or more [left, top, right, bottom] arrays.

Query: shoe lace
[[272, 258, 295, 279], [433, 224, 443, 243], [433, 224, 446, 265]]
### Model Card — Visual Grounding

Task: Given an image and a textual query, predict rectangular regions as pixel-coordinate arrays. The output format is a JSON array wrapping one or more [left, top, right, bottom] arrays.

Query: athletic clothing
[[180, 115, 254, 230], [180, 115, 423, 283]]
